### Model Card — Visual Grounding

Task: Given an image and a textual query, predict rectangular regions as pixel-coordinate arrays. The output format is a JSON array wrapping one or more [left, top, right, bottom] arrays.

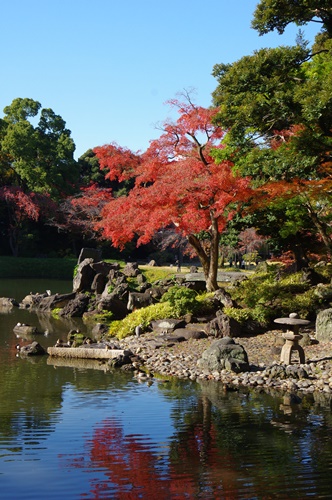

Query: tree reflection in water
[[59, 397, 247, 499], [59, 384, 332, 499]]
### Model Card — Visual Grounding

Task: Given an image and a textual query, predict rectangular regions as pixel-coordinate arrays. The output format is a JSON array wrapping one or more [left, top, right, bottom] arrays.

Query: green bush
[[227, 269, 322, 322], [108, 302, 174, 339], [108, 287, 214, 339], [224, 305, 271, 326], [160, 286, 200, 316]]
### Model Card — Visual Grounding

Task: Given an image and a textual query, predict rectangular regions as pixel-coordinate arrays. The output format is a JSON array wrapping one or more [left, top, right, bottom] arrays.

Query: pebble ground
[[119, 329, 332, 397]]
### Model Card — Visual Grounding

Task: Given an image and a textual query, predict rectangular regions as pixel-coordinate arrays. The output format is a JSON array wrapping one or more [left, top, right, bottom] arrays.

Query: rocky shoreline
[[117, 328, 332, 398]]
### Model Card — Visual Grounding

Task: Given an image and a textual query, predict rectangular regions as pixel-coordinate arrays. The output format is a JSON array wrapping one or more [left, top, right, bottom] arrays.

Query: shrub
[[107, 287, 214, 339], [227, 269, 322, 322], [160, 286, 199, 316], [224, 305, 271, 326], [108, 302, 174, 339]]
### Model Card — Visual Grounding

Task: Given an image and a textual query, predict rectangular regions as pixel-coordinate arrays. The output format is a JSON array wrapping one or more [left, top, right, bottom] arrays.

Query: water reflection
[[57, 382, 332, 499], [0, 280, 332, 499]]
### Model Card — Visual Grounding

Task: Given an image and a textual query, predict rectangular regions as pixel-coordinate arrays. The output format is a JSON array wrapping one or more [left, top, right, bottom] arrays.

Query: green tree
[[211, 3, 332, 265], [0, 98, 79, 199], [0, 98, 79, 255], [252, 0, 332, 37], [78, 149, 107, 187]]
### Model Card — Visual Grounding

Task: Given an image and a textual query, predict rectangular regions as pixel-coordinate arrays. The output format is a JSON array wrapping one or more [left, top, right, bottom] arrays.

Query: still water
[[0, 279, 332, 499]]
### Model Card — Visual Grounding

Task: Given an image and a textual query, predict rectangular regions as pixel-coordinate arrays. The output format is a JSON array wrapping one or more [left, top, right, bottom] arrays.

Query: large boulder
[[91, 273, 108, 295], [91, 261, 120, 276], [127, 290, 155, 310], [96, 294, 128, 319], [315, 308, 332, 342], [0, 297, 18, 308], [207, 310, 242, 338], [78, 247, 102, 264], [73, 258, 96, 293], [172, 328, 207, 340], [37, 292, 76, 312], [13, 324, 40, 336], [197, 337, 249, 373], [122, 262, 140, 277], [20, 292, 48, 309], [151, 318, 187, 333], [58, 294, 90, 317]]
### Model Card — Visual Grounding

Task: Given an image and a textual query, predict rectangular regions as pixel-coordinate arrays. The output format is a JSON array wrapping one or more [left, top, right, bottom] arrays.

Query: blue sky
[[1, 0, 319, 159]]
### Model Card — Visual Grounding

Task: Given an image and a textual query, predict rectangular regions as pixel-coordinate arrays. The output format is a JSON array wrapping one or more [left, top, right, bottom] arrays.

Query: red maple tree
[[0, 186, 55, 256], [93, 94, 252, 291]]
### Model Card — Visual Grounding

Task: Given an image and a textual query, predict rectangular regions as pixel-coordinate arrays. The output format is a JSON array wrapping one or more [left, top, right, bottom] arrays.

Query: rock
[[102, 282, 129, 301], [127, 287, 165, 311], [137, 273, 147, 285], [37, 292, 76, 312], [77, 247, 102, 264], [213, 288, 234, 308], [122, 262, 139, 277], [207, 310, 242, 338], [96, 294, 128, 319], [91, 273, 108, 295], [20, 293, 47, 309], [19, 341, 46, 356], [315, 308, 332, 342], [73, 258, 96, 293], [0, 297, 18, 308], [91, 261, 119, 276], [58, 293, 90, 317], [151, 318, 186, 333], [197, 337, 249, 373], [171, 328, 207, 340], [91, 323, 110, 337], [13, 324, 39, 336]]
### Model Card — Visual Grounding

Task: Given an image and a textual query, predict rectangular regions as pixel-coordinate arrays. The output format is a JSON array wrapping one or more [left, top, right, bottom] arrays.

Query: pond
[[0, 279, 332, 499]]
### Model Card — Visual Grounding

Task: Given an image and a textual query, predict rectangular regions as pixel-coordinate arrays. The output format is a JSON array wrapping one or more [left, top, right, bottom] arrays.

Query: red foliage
[[270, 125, 305, 151], [93, 143, 141, 182], [238, 228, 267, 254], [93, 99, 252, 251], [60, 416, 240, 499], [53, 184, 113, 239], [0, 186, 40, 222]]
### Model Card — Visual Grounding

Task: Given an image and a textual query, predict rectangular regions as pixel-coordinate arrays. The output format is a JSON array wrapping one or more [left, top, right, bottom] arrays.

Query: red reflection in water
[[60, 416, 240, 499]]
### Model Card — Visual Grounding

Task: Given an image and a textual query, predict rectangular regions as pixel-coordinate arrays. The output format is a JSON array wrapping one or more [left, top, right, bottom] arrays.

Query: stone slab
[[47, 347, 130, 359]]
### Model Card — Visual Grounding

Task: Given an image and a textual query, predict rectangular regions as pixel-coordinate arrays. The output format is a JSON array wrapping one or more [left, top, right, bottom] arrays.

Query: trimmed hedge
[[0, 257, 77, 279]]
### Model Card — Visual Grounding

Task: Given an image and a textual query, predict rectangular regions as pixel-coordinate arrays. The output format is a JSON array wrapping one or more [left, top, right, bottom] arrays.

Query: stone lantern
[[274, 313, 310, 365]]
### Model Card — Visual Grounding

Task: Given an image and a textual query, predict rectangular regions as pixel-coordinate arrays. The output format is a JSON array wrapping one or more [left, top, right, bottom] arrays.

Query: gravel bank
[[119, 329, 332, 396]]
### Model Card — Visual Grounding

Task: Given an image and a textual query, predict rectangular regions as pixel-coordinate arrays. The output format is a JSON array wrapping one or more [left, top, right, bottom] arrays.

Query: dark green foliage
[[252, 0, 332, 37], [1, 98, 79, 198], [225, 269, 325, 324], [0, 256, 76, 279], [161, 286, 200, 316]]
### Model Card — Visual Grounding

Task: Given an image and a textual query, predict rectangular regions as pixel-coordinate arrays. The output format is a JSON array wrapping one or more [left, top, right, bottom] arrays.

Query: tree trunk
[[187, 212, 220, 292], [306, 203, 332, 258], [9, 227, 19, 257], [292, 245, 309, 271]]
